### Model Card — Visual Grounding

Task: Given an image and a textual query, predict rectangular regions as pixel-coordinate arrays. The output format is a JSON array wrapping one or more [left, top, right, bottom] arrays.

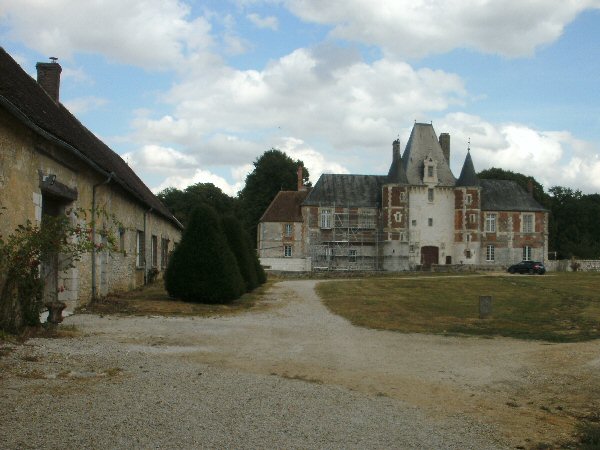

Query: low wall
[[546, 259, 600, 272], [260, 257, 311, 272]]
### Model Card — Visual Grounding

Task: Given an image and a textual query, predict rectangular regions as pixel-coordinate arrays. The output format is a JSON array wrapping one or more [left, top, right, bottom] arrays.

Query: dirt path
[[2, 279, 599, 448]]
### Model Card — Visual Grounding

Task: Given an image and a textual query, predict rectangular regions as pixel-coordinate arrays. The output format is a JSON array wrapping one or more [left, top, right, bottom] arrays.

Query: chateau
[[258, 123, 548, 271]]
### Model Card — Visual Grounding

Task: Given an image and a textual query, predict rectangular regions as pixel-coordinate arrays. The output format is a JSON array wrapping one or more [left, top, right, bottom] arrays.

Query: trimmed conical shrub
[[221, 215, 259, 292], [165, 204, 245, 303]]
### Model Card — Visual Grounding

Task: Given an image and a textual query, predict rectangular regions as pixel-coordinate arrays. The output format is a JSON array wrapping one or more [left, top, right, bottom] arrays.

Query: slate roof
[[303, 174, 386, 207], [0, 47, 182, 229], [259, 190, 310, 222], [480, 179, 547, 212], [402, 123, 456, 186], [456, 151, 480, 186]]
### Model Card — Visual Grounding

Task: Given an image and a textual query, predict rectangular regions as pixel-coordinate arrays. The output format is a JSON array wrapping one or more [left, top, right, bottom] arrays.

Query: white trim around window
[[284, 245, 292, 257], [486, 244, 495, 262]]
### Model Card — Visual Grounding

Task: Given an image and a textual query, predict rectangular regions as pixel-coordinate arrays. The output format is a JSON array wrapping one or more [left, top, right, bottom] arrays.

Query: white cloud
[[278, 137, 349, 181], [152, 168, 245, 197], [63, 96, 107, 114], [0, 0, 216, 69], [247, 13, 279, 30], [439, 112, 600, 193], [286, 0, 600, 57], [122, 145, 198, 174]]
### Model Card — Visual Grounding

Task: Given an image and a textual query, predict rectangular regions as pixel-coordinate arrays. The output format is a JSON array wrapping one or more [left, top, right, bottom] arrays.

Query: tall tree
[[238, 149, 309, 245], [158, 183, 238, 227]]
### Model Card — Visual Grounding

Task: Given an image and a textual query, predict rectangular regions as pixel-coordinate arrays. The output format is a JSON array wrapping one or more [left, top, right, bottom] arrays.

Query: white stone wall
[[258, 221, 304, 259], [260, 257, 311, 271], [407, 186, 455, 265]]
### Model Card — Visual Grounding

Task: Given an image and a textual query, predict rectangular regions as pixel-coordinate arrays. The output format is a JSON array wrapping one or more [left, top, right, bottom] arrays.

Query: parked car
[[507, 260, 546, 275]]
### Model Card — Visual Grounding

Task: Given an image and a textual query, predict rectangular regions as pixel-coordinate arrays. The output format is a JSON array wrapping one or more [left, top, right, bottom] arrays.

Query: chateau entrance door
[[421, 246, 439, 269]]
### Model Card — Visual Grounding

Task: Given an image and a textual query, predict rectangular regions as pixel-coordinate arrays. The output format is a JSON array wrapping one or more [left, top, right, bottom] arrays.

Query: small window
[[400, 191, 406, 202], [523, 246, 532, 261], [320, 209, 332, 229], [348, 249, 357, 262], [151, 235, 158, 268], [400, 232, 406, 242], [136, 230, 145, 268], [465, 249, 472, 259], [409, 244, 415, 253], [486, 244, 495, 262], [394, 212, 402, 223], [465, 194, 472, 205], [469, 213, 477, 224], [428, 218, 433, 227], [466, 233, 471, 242], [411, 219, 417, 227], [428, 188, 434, 202], [427, 166, 434, 178], [522, 214, 534, 233], [284, 245, 292, 257], [485, 213, 497, 233], [285, 223, 293, 237]]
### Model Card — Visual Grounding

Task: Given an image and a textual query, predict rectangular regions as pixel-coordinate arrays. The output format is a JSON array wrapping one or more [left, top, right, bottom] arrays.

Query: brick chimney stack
[[392, 138, 400, 162], [439, 132, 450, 163], [528, 179, 534, 197], [36, 57, 62, 102], [297, 165, 304, 191]]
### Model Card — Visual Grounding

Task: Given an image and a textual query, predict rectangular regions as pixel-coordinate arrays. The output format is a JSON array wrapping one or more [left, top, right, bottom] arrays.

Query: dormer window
[[423, 155, 438, 183]]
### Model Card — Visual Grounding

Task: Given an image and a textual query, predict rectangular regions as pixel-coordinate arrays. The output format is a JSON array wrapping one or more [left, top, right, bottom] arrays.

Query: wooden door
[[421, 246, 439, 269]]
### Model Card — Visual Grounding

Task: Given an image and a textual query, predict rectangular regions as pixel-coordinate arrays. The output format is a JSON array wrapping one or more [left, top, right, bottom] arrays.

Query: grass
[[316, 272, 600, 342], [80, 279, 275, 317]]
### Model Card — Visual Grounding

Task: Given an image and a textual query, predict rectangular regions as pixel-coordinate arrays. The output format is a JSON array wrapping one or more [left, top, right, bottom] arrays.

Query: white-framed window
[[428, 218, 433, 226], [400, 232, 406, 242], [465, 194, 472, 205], [359, 210, 375, 228], [320, 209, 332, 229], [325, 247, 333, 260], [285, 223, 293, 237], [523, 246, 532, 261], [486, 244, 495, 262], [469, 213, 477, 224], [427, 166, 434, 178], [348, 249, 357, 262], [409, 244, 415, 253], [394, 212, 402, 223], [522, 214, 534, 233], [465, 233, 471, 242], [428, 188, 434, 202], [485, 213, 497, 233], [284, 245, 292, 257], [136, 230, 144, 268]]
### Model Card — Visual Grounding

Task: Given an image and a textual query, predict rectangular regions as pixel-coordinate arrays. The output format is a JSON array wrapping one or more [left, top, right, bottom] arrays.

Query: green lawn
[[316, 273, 600, 342]]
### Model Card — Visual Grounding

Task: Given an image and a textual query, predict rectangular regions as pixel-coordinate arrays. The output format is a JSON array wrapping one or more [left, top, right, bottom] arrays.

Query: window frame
[[284, 245, 292, 257], [486, 244, 495, 262], [348, 249, 357, 262], [427, 188, 434, 202], [284, 223, 293, 237], [485, 213, 497, 233], [522, 214, 534, 233], [428, 218, 433, 227], [320, 209, 332, 229], [523, 246, 532, 261], [136, 230, 145, 268]]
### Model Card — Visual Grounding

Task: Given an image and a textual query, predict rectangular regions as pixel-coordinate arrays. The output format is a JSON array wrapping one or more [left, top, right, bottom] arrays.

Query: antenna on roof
[[49, 56, 58, 63], [467, 137, 471, 152]]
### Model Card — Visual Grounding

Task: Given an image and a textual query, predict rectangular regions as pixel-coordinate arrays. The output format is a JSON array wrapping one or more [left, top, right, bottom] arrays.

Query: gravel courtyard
[[1, 279, 599, 449]]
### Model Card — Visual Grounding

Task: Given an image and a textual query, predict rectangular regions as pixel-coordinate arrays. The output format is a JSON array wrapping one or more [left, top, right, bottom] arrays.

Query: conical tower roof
[[456, 150, 480, 186]]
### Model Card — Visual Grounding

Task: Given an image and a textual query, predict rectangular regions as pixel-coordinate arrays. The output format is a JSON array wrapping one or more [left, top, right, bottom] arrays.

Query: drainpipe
[[91, 172, 114, 301], [143, 207, 153, 284]]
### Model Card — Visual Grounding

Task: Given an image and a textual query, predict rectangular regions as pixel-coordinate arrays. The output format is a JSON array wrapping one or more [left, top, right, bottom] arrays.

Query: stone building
[[0, 48, 182, 308], [258, 122, 548, 271]]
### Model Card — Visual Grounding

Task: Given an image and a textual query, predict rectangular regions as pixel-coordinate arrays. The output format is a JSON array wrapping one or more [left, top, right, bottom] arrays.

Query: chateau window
[[427, 166, 434, 178], [466, 233, 471, 242], [522, 214, 534, 233], [485, 213, 497, 233], [486, 244, 495, 262], [428, 188, 434, 202], [469, 214, 477, 224], [523, 246, 532, 261], [465, 194, 472, 205], [428, 218, 433, 227], [400, 191, 407, 202], [394, 212, 402, 223], [409, 244, 415, 253], [320, 209, 332, 229], [412, 219, 417, 227], [285, 223, 293, 237], [349, 249, 357, 262], [465, 250, 472, 259], [400, 232, 406, 242], [284, 245, 292, 257]]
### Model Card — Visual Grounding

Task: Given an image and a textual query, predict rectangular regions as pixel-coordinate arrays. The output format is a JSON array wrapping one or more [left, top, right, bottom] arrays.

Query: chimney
[[36, 57, 62, 102], [527, 179, 534, 197], [392, 139, 400, 162], [297, 165, 304, 191], [439, 132, 450, 163]]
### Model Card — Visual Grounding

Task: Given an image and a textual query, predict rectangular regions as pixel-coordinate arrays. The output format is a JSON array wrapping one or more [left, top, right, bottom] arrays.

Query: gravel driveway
[[1, 279, 598, 449]]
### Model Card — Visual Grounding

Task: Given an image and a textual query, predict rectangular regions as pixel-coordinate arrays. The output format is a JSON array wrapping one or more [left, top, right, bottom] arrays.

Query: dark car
[[507, 260, 546, 275]]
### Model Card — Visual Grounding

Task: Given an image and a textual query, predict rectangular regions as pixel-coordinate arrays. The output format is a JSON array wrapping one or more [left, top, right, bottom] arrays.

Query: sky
[[1, 0, 599, 196]]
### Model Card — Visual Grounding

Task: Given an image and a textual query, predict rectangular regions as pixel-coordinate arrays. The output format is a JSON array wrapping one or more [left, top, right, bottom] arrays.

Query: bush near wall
[[165, 205, 246, 303]]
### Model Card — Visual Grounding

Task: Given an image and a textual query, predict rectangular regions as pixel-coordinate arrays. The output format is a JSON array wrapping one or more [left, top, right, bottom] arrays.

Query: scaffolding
[[308, 204, 386, 271]]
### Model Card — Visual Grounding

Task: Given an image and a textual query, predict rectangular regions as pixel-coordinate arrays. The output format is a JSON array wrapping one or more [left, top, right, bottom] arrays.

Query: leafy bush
[[165, 205, 245, 303], [221, 215, 259, 292]]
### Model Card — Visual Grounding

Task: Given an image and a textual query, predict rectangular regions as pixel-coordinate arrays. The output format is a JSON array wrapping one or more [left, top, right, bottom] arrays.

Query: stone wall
[[545, 259, 600, 272]]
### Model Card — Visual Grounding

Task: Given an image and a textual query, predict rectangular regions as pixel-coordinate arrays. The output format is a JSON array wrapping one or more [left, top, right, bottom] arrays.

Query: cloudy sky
[[1, 0, 599, 195]]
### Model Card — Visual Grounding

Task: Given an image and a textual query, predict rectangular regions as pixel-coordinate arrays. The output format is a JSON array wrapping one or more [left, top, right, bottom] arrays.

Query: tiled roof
[[402, 123, 456, 186], [0, 47, 181, 229], [303, 174, 386, 207], [481, 179, 546, 212], [260, 190, 310, 222]]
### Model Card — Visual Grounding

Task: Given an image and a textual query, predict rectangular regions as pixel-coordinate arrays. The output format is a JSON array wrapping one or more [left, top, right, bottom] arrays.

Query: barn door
[[421, 246, 439, 269]]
